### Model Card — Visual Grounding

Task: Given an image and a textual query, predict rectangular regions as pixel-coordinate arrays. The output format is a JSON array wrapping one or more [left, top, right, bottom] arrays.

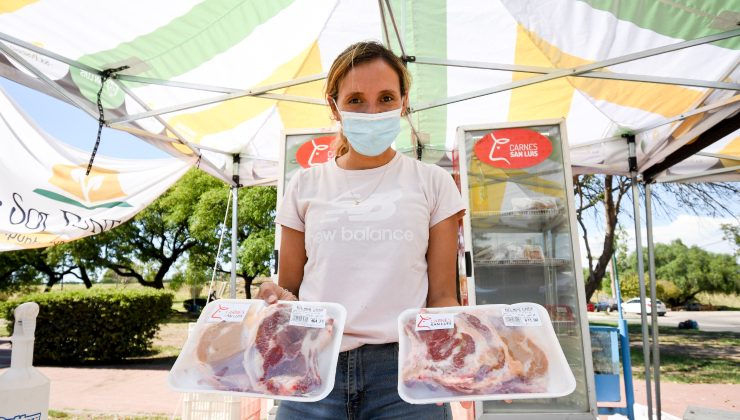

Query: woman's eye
[[348, 98, 361, 104], [382, 96, 394, 103]]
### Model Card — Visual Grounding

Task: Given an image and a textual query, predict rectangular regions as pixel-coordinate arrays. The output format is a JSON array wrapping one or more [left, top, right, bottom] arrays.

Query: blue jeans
[[277, 342, 451, 420]]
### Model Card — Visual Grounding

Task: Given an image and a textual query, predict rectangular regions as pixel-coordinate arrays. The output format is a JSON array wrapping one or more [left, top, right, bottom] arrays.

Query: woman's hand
[[258, 282, 298, 304]]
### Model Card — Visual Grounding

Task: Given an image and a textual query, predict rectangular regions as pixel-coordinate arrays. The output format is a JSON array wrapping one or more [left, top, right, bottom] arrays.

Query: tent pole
[[0, 42, 98, 119], [231, 155, 240, 299], [412, 28, 740, 112], [625, 134, 653, 419], [411, 57, 739, 91], [383, 0, 408, 58], [645, 183, 662, 419]]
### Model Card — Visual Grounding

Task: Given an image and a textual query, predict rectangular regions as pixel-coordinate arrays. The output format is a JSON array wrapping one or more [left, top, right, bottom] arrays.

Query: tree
[[190, 184, 277, 298], [617, 239, 739, 306], [88, 169, 224, 289], [0, 250, 41, 293], [721, 223, 740, 257], [575, 175, 630, 301], [575, 175, 739, 302], [1, 169, 277, 294]]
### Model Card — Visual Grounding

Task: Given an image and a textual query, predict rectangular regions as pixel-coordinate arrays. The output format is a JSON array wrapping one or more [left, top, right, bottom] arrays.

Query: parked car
[[683, 301, 703, 311], [595, 301, 610, 312], [586, 302, 596, 312], [622, 298, 667, 316], [609, 301, 620, 312]]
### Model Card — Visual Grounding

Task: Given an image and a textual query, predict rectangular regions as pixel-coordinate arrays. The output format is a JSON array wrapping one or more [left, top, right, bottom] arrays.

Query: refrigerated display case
[[274, 128, 338, 265], [457, 119, 597, 419]]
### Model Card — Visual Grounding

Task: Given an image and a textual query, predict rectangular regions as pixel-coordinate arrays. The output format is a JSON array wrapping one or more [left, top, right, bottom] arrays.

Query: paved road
[[588, 311, 740, 333]]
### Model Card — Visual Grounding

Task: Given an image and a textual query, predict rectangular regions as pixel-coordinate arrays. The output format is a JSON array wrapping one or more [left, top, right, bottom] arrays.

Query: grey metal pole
[[625, 134, 653, 419], [645, 183, 662, 419], [230, 156, 240, 299]]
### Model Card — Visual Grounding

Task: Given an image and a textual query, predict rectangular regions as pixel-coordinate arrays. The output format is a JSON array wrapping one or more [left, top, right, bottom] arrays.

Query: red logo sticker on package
[[474, 128, 553, 169], [207, 302, 250, 323], [295, 135, 335, 168]]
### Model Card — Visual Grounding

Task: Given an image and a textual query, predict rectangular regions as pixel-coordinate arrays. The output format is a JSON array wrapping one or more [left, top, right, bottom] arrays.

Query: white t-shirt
[[275, 152, 465, 351]]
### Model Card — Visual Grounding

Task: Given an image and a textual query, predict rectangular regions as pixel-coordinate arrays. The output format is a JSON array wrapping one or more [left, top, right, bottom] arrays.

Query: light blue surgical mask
[[337, 107, 402, 157]]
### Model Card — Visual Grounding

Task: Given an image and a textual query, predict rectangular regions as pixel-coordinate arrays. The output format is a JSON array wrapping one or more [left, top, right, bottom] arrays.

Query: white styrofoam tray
[[169, 299, 346, 402], [397, 303, 576, 404]]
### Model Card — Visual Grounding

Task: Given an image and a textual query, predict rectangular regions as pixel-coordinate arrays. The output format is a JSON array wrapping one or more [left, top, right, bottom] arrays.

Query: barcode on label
[[502, 305, 542, 326], [289, 305, 327, 328]]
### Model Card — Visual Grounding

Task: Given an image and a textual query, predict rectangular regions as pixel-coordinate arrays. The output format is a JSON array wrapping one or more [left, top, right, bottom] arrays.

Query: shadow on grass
[[166, 309, 200, 324], [30, 353, 178, 371]]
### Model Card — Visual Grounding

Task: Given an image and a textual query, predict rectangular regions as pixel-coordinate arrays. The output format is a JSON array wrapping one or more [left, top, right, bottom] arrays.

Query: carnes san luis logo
[[474, 128, 553, 169], [295, 136, 335, 168], [34, 165, 132, 209]]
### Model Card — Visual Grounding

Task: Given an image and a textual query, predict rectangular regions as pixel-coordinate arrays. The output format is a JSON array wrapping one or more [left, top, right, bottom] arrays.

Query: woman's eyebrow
[[377, 89, 398, 96]]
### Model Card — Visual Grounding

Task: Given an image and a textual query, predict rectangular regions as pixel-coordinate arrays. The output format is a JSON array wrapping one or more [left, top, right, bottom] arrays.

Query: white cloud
[[626, 214, 736, 255], [577, 215, 737, 268]]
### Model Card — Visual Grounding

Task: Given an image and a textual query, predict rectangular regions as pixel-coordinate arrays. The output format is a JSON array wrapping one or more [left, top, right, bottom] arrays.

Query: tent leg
[[230, 156, 240, 299], [626, 135, 653, 419], [645, 184, 662, 419]]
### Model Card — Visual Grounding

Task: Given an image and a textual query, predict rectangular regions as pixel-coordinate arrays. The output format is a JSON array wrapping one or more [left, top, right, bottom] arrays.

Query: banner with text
[[0, 87, 189, 251]]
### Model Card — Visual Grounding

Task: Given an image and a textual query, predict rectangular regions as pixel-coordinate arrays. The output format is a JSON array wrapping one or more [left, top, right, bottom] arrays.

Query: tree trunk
[[149, 259, 174, 289], [582, 175, 625, 302], [78, 265, 93, 289], [242, 274, 256, 299], [43, 275, 60, 292]]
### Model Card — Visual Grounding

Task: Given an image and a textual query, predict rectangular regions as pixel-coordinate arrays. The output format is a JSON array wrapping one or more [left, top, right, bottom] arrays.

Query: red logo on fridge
[[474, 128, 552, 169], [295, 135, 335, 168]]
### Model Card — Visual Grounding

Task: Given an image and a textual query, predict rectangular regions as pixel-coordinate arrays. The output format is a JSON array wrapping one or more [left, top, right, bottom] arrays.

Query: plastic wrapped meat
[[168, 299, 346, 402], [511, 197, 559, 211], [192, 305, 258, 391], [401, 311, 549, 395], [244, 303, 335, 396]]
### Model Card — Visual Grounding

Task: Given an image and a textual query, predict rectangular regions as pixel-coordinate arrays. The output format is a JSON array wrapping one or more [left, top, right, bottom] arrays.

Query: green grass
[[590, 321, 740, 384]]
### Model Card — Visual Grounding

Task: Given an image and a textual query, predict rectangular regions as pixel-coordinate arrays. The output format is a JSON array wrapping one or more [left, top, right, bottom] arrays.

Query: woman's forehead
[[337, 59, 401, 96]]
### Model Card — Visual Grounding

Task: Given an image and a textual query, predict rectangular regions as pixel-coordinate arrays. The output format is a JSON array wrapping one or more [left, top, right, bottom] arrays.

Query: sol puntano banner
[[0, 86, 189, 251]]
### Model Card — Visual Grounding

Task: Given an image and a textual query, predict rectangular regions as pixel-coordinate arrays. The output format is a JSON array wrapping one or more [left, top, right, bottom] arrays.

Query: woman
[[260, 41, 466, 419]]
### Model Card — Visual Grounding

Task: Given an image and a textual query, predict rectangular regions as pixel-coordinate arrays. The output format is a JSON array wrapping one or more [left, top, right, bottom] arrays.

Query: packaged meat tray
[[397, 303, 575, 404], [168, 299, 346, 402]]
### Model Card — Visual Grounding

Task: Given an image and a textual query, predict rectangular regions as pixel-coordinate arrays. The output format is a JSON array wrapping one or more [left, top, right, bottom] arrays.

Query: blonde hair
[[325, 41, 412, 157]]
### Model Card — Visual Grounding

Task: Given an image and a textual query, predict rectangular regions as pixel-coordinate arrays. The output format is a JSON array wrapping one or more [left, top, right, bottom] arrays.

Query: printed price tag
[[415, 313, 455, 331], [503, 305, 542, 327], [289, 304, 327, 328], [207, 303, 250, 323]]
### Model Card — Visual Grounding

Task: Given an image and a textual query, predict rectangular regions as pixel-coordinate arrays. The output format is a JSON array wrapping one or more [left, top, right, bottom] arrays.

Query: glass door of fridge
[[458, 121, 595, 417]]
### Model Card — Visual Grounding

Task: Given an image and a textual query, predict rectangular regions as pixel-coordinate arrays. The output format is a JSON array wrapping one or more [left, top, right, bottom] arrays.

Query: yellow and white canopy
[[0, 86, 189, 251], [0, 0, 737, 185]]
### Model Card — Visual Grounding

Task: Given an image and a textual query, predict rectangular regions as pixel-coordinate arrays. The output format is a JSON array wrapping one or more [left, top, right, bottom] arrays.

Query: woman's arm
[[426, 212, 464, 308], [258, 225, 305, 303], [277, 225, 306, 297]]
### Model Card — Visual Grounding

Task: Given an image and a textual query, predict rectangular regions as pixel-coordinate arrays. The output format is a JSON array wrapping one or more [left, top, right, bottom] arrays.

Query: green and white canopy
[[0, 0, 738, 185]]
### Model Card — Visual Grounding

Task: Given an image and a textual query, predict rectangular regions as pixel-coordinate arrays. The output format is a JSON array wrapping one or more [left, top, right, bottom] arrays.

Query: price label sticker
[[503, 305, 542, 327], [415, 313, 455, 331], [207, 303, 250, 323], [289, 304, 327, 328]]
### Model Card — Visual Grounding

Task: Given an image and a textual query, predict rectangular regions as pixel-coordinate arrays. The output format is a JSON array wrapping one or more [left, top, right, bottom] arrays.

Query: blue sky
[[1, 77, 737, 262], [0, 77, 168, 160]]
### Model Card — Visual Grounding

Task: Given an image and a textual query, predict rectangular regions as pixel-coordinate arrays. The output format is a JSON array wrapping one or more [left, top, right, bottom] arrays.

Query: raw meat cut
[[401, 310, 549, 394], [244, 303, 335, 396], [192, 304, 258, 391]]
